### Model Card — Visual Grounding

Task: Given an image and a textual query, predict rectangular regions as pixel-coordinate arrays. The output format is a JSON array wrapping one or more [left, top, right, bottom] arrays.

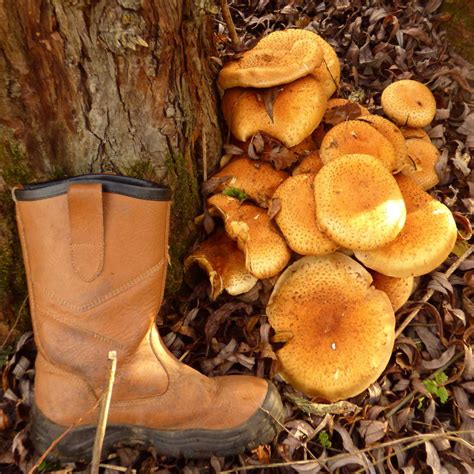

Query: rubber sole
[[30, 382, 284, 461]]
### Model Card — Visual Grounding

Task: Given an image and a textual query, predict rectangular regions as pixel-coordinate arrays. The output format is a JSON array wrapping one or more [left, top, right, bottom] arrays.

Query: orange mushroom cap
[[267, 253, 395, 401]]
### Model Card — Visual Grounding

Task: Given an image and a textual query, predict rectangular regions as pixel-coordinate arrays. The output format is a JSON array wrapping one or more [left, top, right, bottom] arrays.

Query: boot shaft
[[14, 175, 171, 390]]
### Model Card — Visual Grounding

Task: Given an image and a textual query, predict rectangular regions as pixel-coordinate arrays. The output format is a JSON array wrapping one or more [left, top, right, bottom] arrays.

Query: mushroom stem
[[220, 0, 241, 48], [395, 244, 473, 338]]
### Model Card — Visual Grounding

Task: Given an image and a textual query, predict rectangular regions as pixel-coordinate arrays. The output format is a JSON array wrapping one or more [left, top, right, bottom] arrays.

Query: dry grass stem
[[90, 351, 118, 474], [221, 430, 474, 473]]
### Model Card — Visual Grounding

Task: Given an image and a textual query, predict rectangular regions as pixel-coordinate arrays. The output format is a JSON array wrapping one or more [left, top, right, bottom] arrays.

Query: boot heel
[[30, 404, 96, 462]]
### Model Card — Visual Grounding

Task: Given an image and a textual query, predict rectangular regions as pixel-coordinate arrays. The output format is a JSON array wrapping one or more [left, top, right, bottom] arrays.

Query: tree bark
[[0, 0, 222, 329]]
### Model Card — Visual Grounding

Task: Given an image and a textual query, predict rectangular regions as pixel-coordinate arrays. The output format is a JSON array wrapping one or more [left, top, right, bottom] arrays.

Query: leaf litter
[[2, 0, 474, 472]]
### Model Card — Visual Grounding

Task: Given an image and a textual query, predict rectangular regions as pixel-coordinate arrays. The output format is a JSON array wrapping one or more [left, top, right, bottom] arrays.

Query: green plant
[[423, 371, 449, 404], [222, 186, 247, 201], [318, 430, 332, 448]]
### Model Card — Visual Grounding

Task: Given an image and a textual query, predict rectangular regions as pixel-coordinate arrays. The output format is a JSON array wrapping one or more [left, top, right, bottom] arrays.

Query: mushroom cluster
[[185, 29, 458, 402]]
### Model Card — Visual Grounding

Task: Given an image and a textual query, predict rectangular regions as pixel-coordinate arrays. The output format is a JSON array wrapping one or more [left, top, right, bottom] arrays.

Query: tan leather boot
[[14, 175, 283, 460]]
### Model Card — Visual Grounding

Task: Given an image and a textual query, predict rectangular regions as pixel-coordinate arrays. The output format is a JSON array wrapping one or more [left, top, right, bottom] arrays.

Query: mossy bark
[[0, 0, 222, 329]]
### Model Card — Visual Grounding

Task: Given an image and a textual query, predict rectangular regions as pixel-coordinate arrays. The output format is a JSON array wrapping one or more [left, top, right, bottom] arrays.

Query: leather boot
[[14, 175, 284, 460]]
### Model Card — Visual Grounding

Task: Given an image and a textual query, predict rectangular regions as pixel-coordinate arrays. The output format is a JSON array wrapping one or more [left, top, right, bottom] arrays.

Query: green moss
[[164, 150, 200, 294], [0, 138, 32, 331], [122, 158, 157, 181]]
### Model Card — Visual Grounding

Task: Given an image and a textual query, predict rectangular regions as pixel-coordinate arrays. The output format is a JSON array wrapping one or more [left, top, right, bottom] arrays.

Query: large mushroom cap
[[402, 138, 440, 190], [184, 230, 257, 300], [222, 76, 327, 148], [320, 120, 397, 171], [310, 35, 341, 98], [372, 272, 414, 311], [381, 80, 436, 128], [267, 253, 395, 401], [355, 115, 408, 173], [314, 154, 406, 251], [207, 194, 291, 279], [355, 175, 458, 277], [273, 173, 338, 255], [218, 29, 323, 90], [212, 157, 288, 207]]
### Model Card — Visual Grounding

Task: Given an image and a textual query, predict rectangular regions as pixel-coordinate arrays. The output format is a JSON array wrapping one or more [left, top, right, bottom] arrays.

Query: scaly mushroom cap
[[267, 253, 395, 401], [213, 157, 288, 207], [207, 194, 291, 279], [319, 120, 397, 171], [401, 138, 440, 190], [355, 175, 458, 277], [222, 76, 327, 148], [184, 231, 257, 300], [273, 174, 338, 255], [400, 127, 431, 142], [311, 35, 341, 98], [381, 80, 436, 128], [218, 29, 323, 90], [372, 272, 414, 311], [292, 151, 324, 175], [314, 154, 406, 251], [356, 115, 408, 173]]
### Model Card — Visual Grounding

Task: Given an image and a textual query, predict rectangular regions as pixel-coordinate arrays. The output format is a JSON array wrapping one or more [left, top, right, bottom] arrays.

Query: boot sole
[[30, 382, 284, 460]]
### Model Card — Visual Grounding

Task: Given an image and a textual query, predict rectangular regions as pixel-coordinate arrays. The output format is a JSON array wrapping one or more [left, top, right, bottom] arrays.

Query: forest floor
[[1, 0, 473, 473]]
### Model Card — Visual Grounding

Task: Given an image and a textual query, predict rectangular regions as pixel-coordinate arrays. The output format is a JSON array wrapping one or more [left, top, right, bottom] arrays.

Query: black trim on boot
[[30, 382, 284, 461], [14, 174, 172, 202]]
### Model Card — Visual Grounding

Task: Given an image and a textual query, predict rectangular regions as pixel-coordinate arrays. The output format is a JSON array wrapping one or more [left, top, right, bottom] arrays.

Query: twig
[[220, 430, 474, 473], [220, 0, 241, 48], [395, 245, 473, 339], [1, 296, 28, 350], [99, 464, 136, 473], [90, 351, 118, 474]]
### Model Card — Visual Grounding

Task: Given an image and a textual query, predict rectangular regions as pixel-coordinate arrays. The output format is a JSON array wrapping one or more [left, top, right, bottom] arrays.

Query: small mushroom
[[355, 175, 458, 277], [218, 29, 323, 90], [310, 35, 341, 98], [207, 194, 291, 279], [184, 230, 257, 300], [371, 272, 414, 311], [314, 154, 406, 251], [355, 115, 408, 173], [221, 76, 327, 148], [212, 157, 288, 207], [273, 173, 338, 255], [381, 80, 436, 128], [266, 253, 395, 401], [319, 120, 397, 171], [401, 138, 440, 190]]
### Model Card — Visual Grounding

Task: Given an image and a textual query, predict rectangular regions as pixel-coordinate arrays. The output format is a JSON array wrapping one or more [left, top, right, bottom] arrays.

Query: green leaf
[[318, 430, 332, 448], [423, 372, 449, 404], [417, 396, 425, 409], [434, 371, 448, 385], [222, 187, 247, 201], [423, 379, 438, 395], [437, 387, 449, 404]]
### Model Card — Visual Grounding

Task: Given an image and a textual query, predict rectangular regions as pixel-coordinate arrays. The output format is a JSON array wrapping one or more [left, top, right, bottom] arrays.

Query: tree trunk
[[0, 0, 222, 330]]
